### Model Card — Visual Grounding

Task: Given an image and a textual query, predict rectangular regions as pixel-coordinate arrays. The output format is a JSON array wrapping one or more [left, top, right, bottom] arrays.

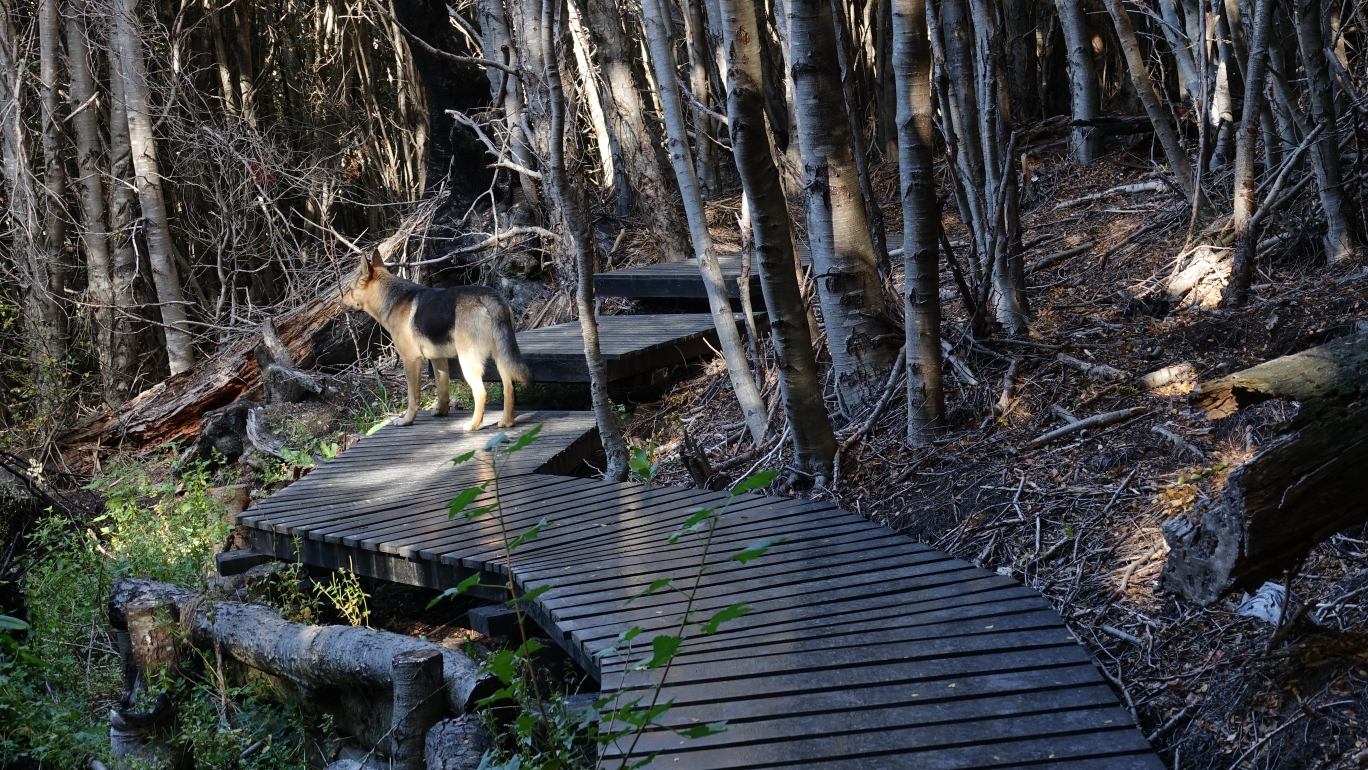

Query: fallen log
[[108, 578, 491, 718], [1160, 333, 1368, 605]]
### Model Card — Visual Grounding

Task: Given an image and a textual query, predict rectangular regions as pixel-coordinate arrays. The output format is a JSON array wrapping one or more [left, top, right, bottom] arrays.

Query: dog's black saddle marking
[[411, 287, 460, 346]]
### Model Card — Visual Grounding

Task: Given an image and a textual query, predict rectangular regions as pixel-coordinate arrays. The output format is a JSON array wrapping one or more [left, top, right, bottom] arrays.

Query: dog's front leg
[[398, 356, 422, 426]]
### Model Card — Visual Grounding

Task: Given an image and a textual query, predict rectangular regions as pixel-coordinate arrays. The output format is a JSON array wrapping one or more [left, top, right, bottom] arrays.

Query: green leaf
[[634, 634, 681, 670], [426, 573, 484, 608], [729, 469, 778, 497], [516, 638, 544, 658], [679, 720, 728, 739], [595, 625, 644, 657], [507, 517, 551, 551], [628, 457, 650, 471], [447, 484, 488, 518], [365, 417, 393, 435], [0, 615, 28, 632], [481, 648, 518, 684], [503, 423, 543, 453], [626, 579, 672, 605], [668, 507, 717, 544], [451, 450, 477, 466], [700, 602, 750, 634], [484, 432, 510, 451], [476, 686, 515, 708], [513, 584, 552, 605], [463, 503, 497, 522], [729, 536, 785, 564]]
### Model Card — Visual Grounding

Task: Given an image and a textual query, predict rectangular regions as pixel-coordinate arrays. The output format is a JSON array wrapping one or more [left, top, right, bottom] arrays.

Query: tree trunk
[[1054, 0, 1104, 164], [1156, 0, 1201, 101], [1, 4, 67, 420], [114, 0, 197, 374], [1161, 333, 1368, 605], [1002, 0, 1038, 122], [1105, 0, 1198, 204], [719, 0, 837, 482], [37, 0, 68, 357], [476, 0, 540, 204], [1294, 0, 1357, 262], [565, 0, 615, 190], [789, 0, 901, 417], [684, 0, 721, 198], [544, 0, 630, 481], [892, 0, 945, 443], [585, 0, 691, 262], [66, 0, 132, 408], [831, 0, 892, 277], [642, 0, 769, 446], [1222, 0, 1273, 308], [107, 40, 144, 401]]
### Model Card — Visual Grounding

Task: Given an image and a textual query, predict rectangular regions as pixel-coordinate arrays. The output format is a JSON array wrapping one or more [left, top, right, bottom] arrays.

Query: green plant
[[278, 446, 316, 468], [627, 437, 660, 484], [316, 564, 371, 628], [431, 427, 779, 769]]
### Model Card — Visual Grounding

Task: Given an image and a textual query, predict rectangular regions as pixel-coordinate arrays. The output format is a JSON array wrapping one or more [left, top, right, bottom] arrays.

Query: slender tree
[[114, 0, 197, 373], [789, 0, 901, 416], [642, 0, 769, 445], [892, 0, 944, 442], [1054, 0, 1104, 164], [1293, 0, 1357, 262], [543, 0, 629, 480], [1223, 0, 1273, 307], [718, 0, 837, 483], [1105, 0, 1198, 203]]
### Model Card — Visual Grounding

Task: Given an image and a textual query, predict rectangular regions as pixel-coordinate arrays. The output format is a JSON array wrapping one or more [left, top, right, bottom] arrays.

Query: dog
[[341, 250, 530, 430]]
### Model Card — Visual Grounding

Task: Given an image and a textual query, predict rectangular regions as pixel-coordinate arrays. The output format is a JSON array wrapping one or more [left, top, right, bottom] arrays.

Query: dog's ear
[[368, 250, 385, 272], [358, 251, 373, 280]]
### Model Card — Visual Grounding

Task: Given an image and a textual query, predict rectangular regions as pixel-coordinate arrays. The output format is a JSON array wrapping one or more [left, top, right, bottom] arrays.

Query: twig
[[675, 74, 728, 125], [1101, 625, 1144, 645], [373, 0, 518, 74], [834, 348, 906, 487], [986, 337, 1063, 352], [1152, 425, 1205, 461], [1025, 407, 1148, 449], [994, 358, 1021, 416], [1057, 353, 1127, 382], [1026, 242, 1093, 274], [1052, 180, 1169, 211], [1224, 712, 1307, 770], [402, 227, 559, 266], [1146, 701, 1197, 743]]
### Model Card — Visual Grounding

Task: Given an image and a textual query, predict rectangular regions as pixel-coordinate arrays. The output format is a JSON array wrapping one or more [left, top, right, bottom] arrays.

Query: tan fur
[[341, 252, 528, 430]]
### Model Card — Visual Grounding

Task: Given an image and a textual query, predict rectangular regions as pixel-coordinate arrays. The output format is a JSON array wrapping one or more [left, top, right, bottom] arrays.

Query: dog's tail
[[485, 295, 532, 383]]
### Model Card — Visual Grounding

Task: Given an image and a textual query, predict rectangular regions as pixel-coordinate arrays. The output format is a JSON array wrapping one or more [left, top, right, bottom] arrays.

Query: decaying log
[[62, 296, 381, 452], [391, 649, 446, 770], [257, 318, 325, 404], [425, 715, 493, 770], [1161, 333, 1368, 605], [108, 578, 490, 716]]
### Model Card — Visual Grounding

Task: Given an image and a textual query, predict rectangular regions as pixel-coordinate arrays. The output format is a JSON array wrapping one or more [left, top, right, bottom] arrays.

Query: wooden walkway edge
[[240, 412, 1163, 769]]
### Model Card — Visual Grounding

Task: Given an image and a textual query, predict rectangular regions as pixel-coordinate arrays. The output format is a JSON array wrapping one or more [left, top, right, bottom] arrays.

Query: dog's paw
[[397, 417, 416, 427], [464, 421, 482, 432], [432, 410, 449, 418], [497, 418, 515, 428]]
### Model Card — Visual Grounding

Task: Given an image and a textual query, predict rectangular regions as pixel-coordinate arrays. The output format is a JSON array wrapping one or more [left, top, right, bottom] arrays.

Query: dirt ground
[[620, 144, 1368, 769]]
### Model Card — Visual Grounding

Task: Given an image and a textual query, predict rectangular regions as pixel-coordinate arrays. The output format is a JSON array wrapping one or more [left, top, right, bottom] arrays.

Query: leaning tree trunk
[[642, 0, 769, 446], [1223, 0, 1273, 307], [586, 0, 691, 262], [67, 0, 134, 408], [1161, 332, 1368, 605], [892, 0, 945, 443], [113, 0, 197, 374], [1294, 0, 1357, 263], [1054, 0, 1104, 164], [789, 0, 901, 417], [1104, 0, 1198, 204], [1156, 0, 1202, 100], [544, 0, 629, 481], [718, 0, 837, 483]]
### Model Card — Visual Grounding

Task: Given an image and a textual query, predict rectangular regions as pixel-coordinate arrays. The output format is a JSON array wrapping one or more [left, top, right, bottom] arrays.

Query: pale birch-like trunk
[[719, 0, 837, 482], [107, 32, 142, 396], [683, 0, 720, 197], [1157, 0, 1201, 100], [542, 0, 629, 481], [891, 0, 944, 442], [1224, 0, 1273, 307], [67, 0, 134, 406], [1294, 0, 1357, 262], [789, 0, 901, 416], [642, 0, 768, 445], [1055, 0, 1103, 164], [585, 0, 691, 262], [476, 0, 540, 204], [566, 0, 615, 189], [114, 0, 197, 373], [1105, 0, 1198, 203], [831, 0, 892, 275]]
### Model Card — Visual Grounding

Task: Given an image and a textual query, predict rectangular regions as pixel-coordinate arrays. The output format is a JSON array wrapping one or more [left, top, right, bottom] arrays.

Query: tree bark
[[1162, 333, 1368, 605], [892, 0, 945, 443], [719, 0, 837, 482], [1293, 0, 1357, 262], [1104, 0, 1199, 203], [831, 0, 892, 277], [1222, 0, 1273, 308], [67, 0, 134, 408], [789, 0, 901, 417], [1156, 0, 1202, 101], [106, 38, 144, 401], [1002, 0, 1038, 122], [565, 0, 616, 189], [585, 0, 691, 262], [642, 0, 769, 445], [476, 0, 540, 204], [684, 0, 721, 198], [113, 0, 197, 374], [544, 0, 630, 481], [1054, 0, 1104, 164]]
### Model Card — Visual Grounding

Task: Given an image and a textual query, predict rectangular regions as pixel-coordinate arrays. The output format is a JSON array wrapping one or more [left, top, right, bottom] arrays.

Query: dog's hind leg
[[456, 351, 486, 431], [398, 356, 422, 426], [432, 358, 451, 417], [495, 362, 516, 428]]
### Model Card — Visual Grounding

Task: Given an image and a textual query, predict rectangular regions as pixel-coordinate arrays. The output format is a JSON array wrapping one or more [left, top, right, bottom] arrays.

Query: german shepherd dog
[[342, 251, 530, 430]]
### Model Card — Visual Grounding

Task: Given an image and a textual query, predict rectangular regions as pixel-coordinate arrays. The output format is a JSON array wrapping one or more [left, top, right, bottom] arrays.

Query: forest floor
[[617, 146, 1368, 769]]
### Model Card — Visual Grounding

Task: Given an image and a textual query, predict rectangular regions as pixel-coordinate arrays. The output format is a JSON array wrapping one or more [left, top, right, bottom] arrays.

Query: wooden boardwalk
[[594, 250, 811, 301], [240, 412, 1162, 769], [497, 314, 758, 383]]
